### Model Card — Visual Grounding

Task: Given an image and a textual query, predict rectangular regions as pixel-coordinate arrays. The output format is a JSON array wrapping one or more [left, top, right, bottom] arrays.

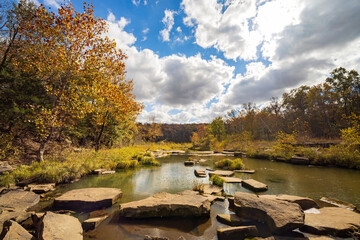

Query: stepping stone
[[28, 183, 55, 194], [234, 169, 255, 174], [208, 170, 234, 177], [194, 169, 206, 177], [82, 216, 108, 232], [220, 177, 242, 183], [202, 184, 222, 195], [300, 207, 360, 238], [216, 214, 253, 226], [261, 194, 318, 210], [184, 161, 195, 166], [217, 226, 258, 240], [241, 179, 268, 192], [54, 188, 122, 211], [203, 194, 225, 202]]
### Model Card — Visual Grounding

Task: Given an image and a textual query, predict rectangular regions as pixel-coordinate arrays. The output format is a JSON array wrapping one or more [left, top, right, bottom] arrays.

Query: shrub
[[230, 159, 244, 170], [210, 175, 224, 187], [141, 156, 160, 166], [215, 159, 233, 169], [215, 158, 244, 170]]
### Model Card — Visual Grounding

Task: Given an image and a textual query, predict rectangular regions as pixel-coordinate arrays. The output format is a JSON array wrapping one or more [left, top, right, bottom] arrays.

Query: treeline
[[192, 67, 360, 150], [0, 1, 142, 161]]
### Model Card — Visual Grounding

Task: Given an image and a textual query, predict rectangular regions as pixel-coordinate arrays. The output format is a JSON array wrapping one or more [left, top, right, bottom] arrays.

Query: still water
[[51, 155, 360, 239]]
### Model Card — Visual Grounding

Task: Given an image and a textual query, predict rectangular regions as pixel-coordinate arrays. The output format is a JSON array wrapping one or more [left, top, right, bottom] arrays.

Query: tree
[[16, 2, 141, 160], [208, 116, 226, 141]]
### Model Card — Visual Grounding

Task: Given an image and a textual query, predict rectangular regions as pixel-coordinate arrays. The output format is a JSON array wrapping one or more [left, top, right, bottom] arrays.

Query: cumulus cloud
[[106, 13, 136, 51], [131, 0, 147, 7], [160, 10, 176, 42]]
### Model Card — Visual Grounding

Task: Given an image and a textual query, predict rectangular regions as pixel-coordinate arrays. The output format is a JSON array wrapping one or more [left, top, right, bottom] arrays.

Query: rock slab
[[301, 207, 360, 238], [0, 189, 39, 211], [201, 184, 222, 195], [54, 187, 122, 211], [234, 192, 304, 234], [234, 169, 255, 174], [208, 170, 234, 177], [27, 183, 55, 194], [217, 225, 258, 240], [37, 211, 82, 240], [119, 191, 211, 218], [241, 179, 268, 192], [216, 214, 252, 226], [220, 177, 242, 183], [0, 220, 34, 240], [194, 169, 206, 177], [261, 194, 318, 210], [82, 216, 108, 232]]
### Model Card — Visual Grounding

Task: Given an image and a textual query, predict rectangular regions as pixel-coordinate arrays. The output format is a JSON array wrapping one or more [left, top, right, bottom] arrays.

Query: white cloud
[[106, 13, 136, 51], [131, 0, 147, 6], [176, 26, 182, 32], [160, 10, 176, 42], [44, 0, 61, 9]]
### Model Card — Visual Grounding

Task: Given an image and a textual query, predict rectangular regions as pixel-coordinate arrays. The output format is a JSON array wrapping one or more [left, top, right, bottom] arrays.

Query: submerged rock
[[301, 207, 360, 238], [234, 192, 304, 234], [241, 179, 268, 192], [217, 225, 258, 240], [54, 187, 122, 211], [36, 211, 82, 240], [261, 194, 318, 210], [0, 220, 34, 240], [119, 191, 211, 218]]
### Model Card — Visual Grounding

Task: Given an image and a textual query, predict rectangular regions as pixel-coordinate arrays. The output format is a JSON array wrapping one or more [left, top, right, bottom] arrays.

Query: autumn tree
[[16, 3, 142, 160]]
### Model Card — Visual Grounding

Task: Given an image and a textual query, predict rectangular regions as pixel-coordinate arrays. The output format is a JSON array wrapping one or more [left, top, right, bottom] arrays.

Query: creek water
[[49, 155, 360, 239]]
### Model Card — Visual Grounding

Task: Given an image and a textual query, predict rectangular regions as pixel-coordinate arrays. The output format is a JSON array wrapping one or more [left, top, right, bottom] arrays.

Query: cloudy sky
[[35, 0, 360, 123]]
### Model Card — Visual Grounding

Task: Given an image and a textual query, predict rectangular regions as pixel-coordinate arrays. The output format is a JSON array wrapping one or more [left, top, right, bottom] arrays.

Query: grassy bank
[[0, 142, 189, 187]]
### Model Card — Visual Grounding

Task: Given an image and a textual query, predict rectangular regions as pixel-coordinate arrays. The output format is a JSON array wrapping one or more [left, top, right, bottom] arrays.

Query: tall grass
[[215, 158, 245, 170]]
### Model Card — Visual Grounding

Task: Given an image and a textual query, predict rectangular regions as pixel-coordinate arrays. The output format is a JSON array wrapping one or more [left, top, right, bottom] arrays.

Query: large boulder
[[119, 191, 211, 218], [36, 211, 82, 240], [234, 192, 304, 234], [301, 207, 360, 238], [54, 188, 122, 211], [0, 189, 39, 211], [261, 194, 318, 210], [0, 220, 34, 240]]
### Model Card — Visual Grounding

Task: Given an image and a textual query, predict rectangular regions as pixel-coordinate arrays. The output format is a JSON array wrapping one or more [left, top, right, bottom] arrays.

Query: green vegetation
[[210, 175, 225, 187], [215, 158, 245, 170]]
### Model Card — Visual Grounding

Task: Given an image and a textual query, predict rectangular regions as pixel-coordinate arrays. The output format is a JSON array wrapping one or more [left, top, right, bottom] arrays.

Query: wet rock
[[119, 191, 211, 218], [217, 225, 258, 240], [234, 169, 255, 174], [54, 187, 122, 211], [36, 211, 82, 240], [291, 155, 310, 165], [208, 170, 234, 177], [234, 192, 304, 234], [0, 162, 13, 174], [27, 183, 55, 194], [0, 220, 34, 240], [228, 197, 234, 209], [220, 177, 242, 183], [82, 216, 108, 232], [202, 184, 222, 195], [300, 207, 360, 238], [0, 189, 39, 211], [241, 179, 268, 192], [320, 197, 356, 211], [194, 169, 206, 178], [261, 194, 318, 210], [216, 214, 253, 226], [184, 161, 195, 166]]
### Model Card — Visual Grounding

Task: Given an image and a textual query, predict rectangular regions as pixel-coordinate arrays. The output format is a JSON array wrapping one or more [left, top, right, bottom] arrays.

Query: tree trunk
[[95, 121, 106, 152], [37, 127, 54, 162]]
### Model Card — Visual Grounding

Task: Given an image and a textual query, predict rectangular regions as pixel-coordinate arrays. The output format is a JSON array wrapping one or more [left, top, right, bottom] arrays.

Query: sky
[[32, 0, 360, 123]]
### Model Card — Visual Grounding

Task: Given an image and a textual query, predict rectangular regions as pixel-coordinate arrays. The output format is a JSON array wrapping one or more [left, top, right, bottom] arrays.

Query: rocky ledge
[[119, 190, 211, 218]]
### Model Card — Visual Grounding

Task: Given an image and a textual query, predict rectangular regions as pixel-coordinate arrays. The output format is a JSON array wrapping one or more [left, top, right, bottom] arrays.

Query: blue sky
[[36, 0, 360, 123]]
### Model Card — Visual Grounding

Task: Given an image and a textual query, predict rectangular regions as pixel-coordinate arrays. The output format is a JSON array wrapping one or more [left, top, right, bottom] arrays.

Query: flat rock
[[216, 214, 253, 226], [234, 192, 304, 234], [241, 179, 268, 192], [221, 177, 242, 183], [0, 189, 39, 211], [119, 191, 211, 218], [54, 187, 122, 211], [0, 162, 13, 174], [37, 211, 82, 240], [82, 216, 108, 232], [261, 194, 318, 210], [202, 194, 225, 202], [27, 183, 55, 194], [291, 155, 310, 165], [0, 220, 34, 240], [194, 169, 206, 178], [300, 207, 360, 238], [234, 169, 255, 174], [320, 197, 356, 211], [184, 161, 195, 166], [208, 170, 234, 177], [202, 184, 222, 195], [217, 225, 258, 240], [93, 168, 108, 174]]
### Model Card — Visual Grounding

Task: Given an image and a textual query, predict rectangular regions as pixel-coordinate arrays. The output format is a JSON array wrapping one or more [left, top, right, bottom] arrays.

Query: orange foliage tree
[[16, 3, 142, 160]]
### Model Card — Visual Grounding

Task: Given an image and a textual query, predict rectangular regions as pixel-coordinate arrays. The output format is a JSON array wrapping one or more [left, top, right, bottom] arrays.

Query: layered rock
[[217, 226, 258, 240], [0, 220, 34, 240], [241, 179, 268, 192], [27, 183, 55, 194], [119, 191, 211, 218], [194, 169, 206, 178], [234, 192, 304, 234], [54, 187, 122, 211], [208, 170, 234, 177], [261, 194, 318, 210], [301, 207, 360, 238]]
